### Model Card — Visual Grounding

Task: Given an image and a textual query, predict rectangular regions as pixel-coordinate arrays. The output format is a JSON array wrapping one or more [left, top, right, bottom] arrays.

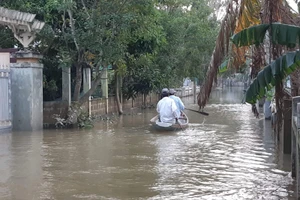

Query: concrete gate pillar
[[0, 51, 12, 131], [101, 68, 108, 114], [62, 66, 71, 106], [11, 51, 43, 131], [83, 67, 91, 116]]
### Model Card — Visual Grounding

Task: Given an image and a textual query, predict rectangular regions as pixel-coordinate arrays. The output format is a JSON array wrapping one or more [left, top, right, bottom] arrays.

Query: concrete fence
[[0, 64, 11, 131], [43, 92, 160, 127], [291, 96, 300, 198], [43, 86, 198, 127]]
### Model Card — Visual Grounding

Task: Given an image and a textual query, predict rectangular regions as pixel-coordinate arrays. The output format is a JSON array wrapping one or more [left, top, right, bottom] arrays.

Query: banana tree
[[231, 23, 300, 103], [231, 0, 299, 134], [197, 0, 261, 109]]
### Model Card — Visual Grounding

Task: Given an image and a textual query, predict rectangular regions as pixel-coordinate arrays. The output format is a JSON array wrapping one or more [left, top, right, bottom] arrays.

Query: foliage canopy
[[0, 0, 219, 101]]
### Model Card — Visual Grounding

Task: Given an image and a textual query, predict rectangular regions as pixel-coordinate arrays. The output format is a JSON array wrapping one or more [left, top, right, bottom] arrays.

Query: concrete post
[[83, 67, 91, 116], [264, 100, 272, 120], [292, 125, 296, 178], [120, 74, 123, 105], [62, 67, 71, 106], [0, 52, 11, 131], [293, 97, 300, 116], [291, 97, 300, 178], [292, 97, 300, 176], [297, 103, 300, 128], [193, 78, 196, 104], [11, 51, 43, 131], [296, 102, 300, 197], [101, 68, 108, 114]]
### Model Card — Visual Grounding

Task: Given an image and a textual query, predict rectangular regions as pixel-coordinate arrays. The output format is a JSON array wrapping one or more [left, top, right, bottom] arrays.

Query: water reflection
[[150, 102, 294, 199], [0, 87, 295, 199], [0, 132, 11, 199], [0, 131, 43, 200], [209, 87, 245, 104]]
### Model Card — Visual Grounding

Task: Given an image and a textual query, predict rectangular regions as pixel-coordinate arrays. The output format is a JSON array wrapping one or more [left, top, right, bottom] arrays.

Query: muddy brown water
[[0, 88, 295, 199]]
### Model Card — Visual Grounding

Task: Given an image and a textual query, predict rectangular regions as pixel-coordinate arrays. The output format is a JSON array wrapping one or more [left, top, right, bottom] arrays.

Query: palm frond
[[197, 1, 239, 109], [197, 0, 261, 109]]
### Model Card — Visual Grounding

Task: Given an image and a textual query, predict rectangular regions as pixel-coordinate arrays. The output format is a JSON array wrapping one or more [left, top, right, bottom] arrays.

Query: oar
[[185, 108, 209, 116]]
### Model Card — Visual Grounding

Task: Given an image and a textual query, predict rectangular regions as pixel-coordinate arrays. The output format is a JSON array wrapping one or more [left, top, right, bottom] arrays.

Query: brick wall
[[43, 101, 69, 126], [91, 98, 106, 116]]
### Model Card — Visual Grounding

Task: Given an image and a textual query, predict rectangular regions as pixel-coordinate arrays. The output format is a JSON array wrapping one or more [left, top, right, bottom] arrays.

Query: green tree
[[0, 0, 219, 118], [155, 0, 218, 88]]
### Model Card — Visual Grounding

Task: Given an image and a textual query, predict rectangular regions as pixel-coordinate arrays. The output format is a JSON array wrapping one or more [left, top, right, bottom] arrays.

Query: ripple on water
[[151, 103, 294, 199], [0, 96, 295, 200]]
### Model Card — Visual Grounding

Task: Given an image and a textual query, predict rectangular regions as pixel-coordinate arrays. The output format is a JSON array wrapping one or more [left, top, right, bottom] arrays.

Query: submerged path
[[0, 88, 295, 199]]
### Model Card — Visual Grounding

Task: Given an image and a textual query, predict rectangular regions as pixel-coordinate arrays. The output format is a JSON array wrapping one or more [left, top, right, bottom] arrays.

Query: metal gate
[[0, 64, 11, 130]]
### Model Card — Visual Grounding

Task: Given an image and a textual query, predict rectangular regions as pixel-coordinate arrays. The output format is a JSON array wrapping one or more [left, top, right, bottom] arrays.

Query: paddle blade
[[185, 108, 209, 116]]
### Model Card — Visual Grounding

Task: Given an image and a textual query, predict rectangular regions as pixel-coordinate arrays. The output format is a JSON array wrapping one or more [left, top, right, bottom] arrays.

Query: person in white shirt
[[156, 88, 179, 123], [169, 88, 185, 117]]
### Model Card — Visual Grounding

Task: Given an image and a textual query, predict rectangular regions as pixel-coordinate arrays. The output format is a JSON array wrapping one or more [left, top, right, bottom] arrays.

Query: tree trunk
[[262, 0, 283, 135], [79, 70, 104, 104], [66, 68, 106, 126], [275, 82, 283, 135], [120, 74, 123, 105], [143, 93, 147, 108], [115, 73, 123, 115], [197, 1, 239, 109], [73, 63, 82, 101], [291, 69, 300, 96]]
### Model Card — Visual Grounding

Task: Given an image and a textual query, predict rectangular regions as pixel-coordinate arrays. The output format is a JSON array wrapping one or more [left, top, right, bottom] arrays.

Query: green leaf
[[272, 23, 299, 48], [245, 50, 300, 104], [245, 82, 256, 104], [257, 70, 266, 97], [231, 23, 300, 48], [231, 24, 269, 46]]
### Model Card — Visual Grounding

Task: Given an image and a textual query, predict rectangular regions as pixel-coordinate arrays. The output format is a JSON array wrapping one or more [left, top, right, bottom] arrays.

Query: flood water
[[0, 87, 295, 200]]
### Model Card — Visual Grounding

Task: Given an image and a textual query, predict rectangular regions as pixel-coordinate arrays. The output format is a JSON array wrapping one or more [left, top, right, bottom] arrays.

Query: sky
[[286, 0, 298, 13], [216, 0, 299, 20]]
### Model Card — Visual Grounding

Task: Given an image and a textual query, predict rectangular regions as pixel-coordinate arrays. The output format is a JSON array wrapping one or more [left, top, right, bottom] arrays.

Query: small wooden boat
[[150, 112, 189, 131]]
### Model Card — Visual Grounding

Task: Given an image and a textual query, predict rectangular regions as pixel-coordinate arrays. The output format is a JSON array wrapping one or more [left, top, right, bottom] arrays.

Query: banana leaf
[[285, 52, 296, 74], [271, 56, 283, 81], [245, 82, 256, 104], [272, 23, 299, 48], [245, 50, 300, 104], [231, 24, 269, 46], [263, 65, 274, 90], [293, 51, 300, 70], [232, 23, 300, 48], [256, 70, 266, 97]]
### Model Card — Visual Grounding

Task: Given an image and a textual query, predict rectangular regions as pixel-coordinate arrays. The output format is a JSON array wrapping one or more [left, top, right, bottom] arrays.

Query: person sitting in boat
[[157, 88, 179, 123], [169, 88, 185, 117]]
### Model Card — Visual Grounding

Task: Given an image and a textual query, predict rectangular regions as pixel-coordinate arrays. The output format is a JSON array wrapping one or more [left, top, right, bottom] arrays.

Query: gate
[[0, 64, 11, 130]]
